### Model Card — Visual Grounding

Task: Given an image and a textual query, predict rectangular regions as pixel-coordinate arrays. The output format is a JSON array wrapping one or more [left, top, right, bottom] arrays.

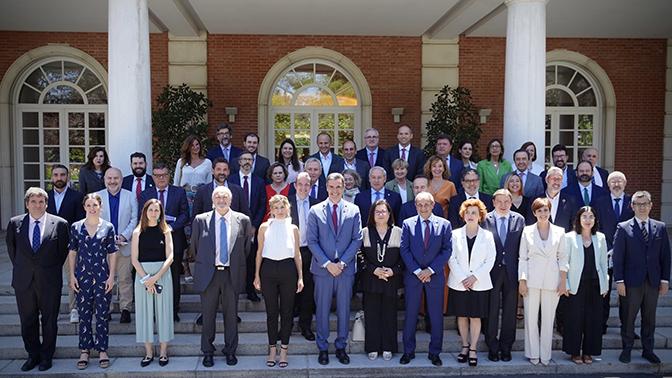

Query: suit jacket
[[448, 226, 496, 291], [385, 179, 414, 204], [613, 218, 671, 287], [191, 210, 253, 293], [537, 192, 579, 232], [565, 231, 609, 295], [448, 191, 494, 228], [95, 188, 138, 257], [309, 152, 345, 180], [139, 185, 189, 246], [306, 199, 363, 277], [398, 201, 444, 222], [400, 214, 452, 289], [384, 145, 426, 181], [6, 213, 69, 291], [356, 147, 386, 168], [47, 187, 85, 225], [229, 172, 266, 228], [500, 171, 545, 199], [354, 188, 402, 226], [192, 181, 249, 220], [594, 194, 633, 250], [483, 210, 526, 284], [206, 144, 243, 170], [344, 158, 370, 190], [518, 223, 568, 290], [122, 174, 155, 194], [561, 182, 608, 207]]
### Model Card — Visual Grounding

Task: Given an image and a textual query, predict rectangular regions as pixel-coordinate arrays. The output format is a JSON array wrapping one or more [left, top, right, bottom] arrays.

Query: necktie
[[159, 189, 165, 207], [583, 187, 590, 206], [401, 148, 407, 161], [369, 152, 375, 167], [332, 204, 339, 234], [219, 217, 228, 265], [32, 220, 41, 252], [311, 184, 317, 199], [135, 177, 142, 200], [498, 217, 507, 245], [641, 221, 649, 244], [613, 198, 621, 218], [243, 175, 250, 204], [375, 191, 381, 202], [423, 219, 430, 249]]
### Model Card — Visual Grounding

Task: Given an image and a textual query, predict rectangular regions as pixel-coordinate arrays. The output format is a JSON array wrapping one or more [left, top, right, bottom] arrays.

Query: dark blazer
[[309, 152, 345, 180], [206, 144, 243, 170], [344, 159, 371, 190], [398, 201, 444, 222], [192, 181, 249, 219], [613, 218, 671, 287], [536, 192, 579, 232], [288, 193, 319, 227], [229, 172, 266, 228], [594, 194, 634, 250], [483, 211, 526, 284], [384, 145, 426, 181], [448, 191, 494, 228], [561, 182, 608, 207], [6, 213, 70, 291], [356, 147, 386, 168], [354, 188, 402, 225], [191, 210, 253, 293], [540, 166, 577, 191], [122, 174, 155, 193], [46, 187, 84, 224], [400, 214, 452, 290]]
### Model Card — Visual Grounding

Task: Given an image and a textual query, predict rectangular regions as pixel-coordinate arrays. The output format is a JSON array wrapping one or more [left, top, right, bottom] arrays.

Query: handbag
[[352, 310, 365, 341]]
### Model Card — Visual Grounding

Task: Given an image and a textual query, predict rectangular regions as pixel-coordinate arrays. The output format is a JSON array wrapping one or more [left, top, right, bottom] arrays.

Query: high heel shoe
[[266, 345, 276, 367], [468, 349, 478, 367], [457, 345, 469, 363], [279, 345, 289, 368]]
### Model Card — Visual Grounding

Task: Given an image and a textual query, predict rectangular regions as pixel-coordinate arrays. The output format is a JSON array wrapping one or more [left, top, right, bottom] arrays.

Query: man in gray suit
[[192, 186, 253, 368], [307, 172, 363, 365], [500, 149, 545, 199], [95, 167, 138, 323]]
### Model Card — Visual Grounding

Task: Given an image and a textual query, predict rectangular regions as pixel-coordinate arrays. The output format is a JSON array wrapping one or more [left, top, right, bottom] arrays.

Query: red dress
[[263, 183, 291, 222]]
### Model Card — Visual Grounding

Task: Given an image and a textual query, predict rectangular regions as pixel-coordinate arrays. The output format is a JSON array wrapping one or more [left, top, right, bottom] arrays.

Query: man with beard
[[561, 160, 608, 207], [122, 152, 155, 201], [540, 144, 576, 190], [241, 132, 270, 183], [46, 164, 84, 324]]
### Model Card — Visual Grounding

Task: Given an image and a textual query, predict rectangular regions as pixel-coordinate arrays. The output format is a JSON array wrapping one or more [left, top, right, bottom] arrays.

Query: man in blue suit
[[435, 134, 464, 192], [398, 176, 443, 221], [384, 124, 426, 181], [206, 123, 243, 170], [614, 191, 671, 364], [139, 162, 189, 321], [354, 167, 401, 224], [561, 160, 608, 207], [342, 139, 370, 190], [399, 192, 452, 367], [241, 132, 271, 183], [121, 152, 155, 201], [449, 169, 494, 227], [356, 128, 386, 169], [308, 132, 345, 181], [307, 172, 363, 366], [500, 149, 544, 199]]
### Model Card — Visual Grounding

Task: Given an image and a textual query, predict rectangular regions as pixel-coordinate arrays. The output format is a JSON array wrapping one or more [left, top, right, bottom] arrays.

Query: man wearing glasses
[[613, 191, 670, 364]]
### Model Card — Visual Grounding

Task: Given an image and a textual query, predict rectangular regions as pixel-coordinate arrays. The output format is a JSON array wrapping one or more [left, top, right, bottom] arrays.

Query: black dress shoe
[[301, 328, 316, 341], [38, 360, 52, 371], [335, 349, 350, 365], [226, 353, 238, 366], [399, 353, 415, 365], [247, 292, 261, 302], [120, 309, 131, 323], [428, 353, 442, 366], [642, 352, 661, 364], [202, 355, 214, 367], [488, 351, 499, 362], [318, 351, 329, 365], [500, 351, 512, 362], [20, 357, 40, 371], [195, 314, 203, 325], [618, 350, 631, 363]]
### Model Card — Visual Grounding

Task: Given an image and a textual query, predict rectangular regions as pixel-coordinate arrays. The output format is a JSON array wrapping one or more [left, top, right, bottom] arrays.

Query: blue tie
[[613, 198, 621, 218], [219, 217, 228, 265], [32, 220, 41, 252]]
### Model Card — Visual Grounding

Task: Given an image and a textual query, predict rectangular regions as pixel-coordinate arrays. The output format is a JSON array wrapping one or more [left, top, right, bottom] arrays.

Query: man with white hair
[[354, 166, 402, 224]]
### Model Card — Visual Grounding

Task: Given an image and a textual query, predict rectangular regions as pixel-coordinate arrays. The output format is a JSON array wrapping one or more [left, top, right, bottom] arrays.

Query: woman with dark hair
[[361, 199, 403, 361], [78, 147, 111, 194], [263, 163, 291, 222], [503, 173, 533, 225], [424, 155, 458, 218], [343, 169, 362, 203], [131, 199, 175, 367], [562, 206, 608, 364], [276, 138, 304, 184], [521, 141, 544, 175], [457, 141, 478, 170], [477, 138, 512, 195]]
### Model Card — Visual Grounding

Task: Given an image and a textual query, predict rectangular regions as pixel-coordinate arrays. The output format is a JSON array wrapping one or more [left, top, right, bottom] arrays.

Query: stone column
[[503, 0, 547, 165], [108, 0, 152, 174]]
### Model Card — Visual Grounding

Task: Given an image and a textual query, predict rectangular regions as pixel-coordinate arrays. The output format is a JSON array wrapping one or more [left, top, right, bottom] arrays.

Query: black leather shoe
[[247, 292, 261, 302], [120, 309, 131, 323], [195, 314, 203, 325], [226, 353, 238, 366], [202, 355, 214, 367], [642, 352, 661, 364], [618, 350, 631, 363], [399, 353, 415, 365], [318, 351, 329, 365], [428, 353, 442, 366], [20, 357, 40, 371], [500, 351, 512, 362], [335, 349, 350, 364], [488, 351, 499, 362], [301, 328, 316, 341], [38, 360, 52, 371]]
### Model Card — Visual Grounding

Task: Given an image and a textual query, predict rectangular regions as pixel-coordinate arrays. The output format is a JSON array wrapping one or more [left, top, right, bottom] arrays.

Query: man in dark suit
[[398, 175, 443, 221], [540, 144, 576, 191], [192, 158, 249, 218], [483, 189, 526, 362], [192, 186, 253, 367], [384, 124, 426, 181], [121, 152, 155, 200], [206, 123, 243, 170], [500, 149, 544, 199], [399, 192, 452, 366], [561, 160, 608, 207], [307, 173, 363, 365], [300, 157, 328, 201], [614, 191, 670, 364], [6, 187, 69, 372], [582, 147, 609, 188], [288, 172, 319, 341], [309, 132, 345, 180], [241, 132, 271, 183], [356, 128, 386, 170], [354, 167, 402, 224], [342, 139, 370, 190], [448, 169, 494, 227], [539, 166, 579, 232], [139, 162, 189, 321], [435, 134, 464, 191]]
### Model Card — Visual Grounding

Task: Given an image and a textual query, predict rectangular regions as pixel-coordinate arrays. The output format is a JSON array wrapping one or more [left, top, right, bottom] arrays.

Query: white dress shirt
[[215, 210, 232, 267]]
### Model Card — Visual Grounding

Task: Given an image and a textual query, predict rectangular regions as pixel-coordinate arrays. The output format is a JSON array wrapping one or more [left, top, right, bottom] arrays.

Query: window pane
[[295, 113, 310, 130], [559, 115, 574, 130], [295, 87, 334, 106], [77, 69, 101, 92], [70, 147, 86, 163], [24, 164, 40, 180], [89, 130, 106, 145], [556, 66, 574, 86], [19, 85, 40, 103], [69, 112, 84, 128], [23, 147, 39, 163], [69, 130, 85, 145], [44, 147, 60, 163], [25, 68, 49, 91], [43, 113, 59, 128], [23, 129, 39, 145], [63, 61, 83, 83], [44, 129, 59, 145], [546, 88, 574, 106], [274, 113, 290, 130], [569, 72, 590, 94], [43, 85, 84, 104], [577, 89, 596, 106], [22, 112, 38, 128], [42, 61, 62, 83], [89, 113, 105, 128], [545, 66, 555, 86], [87, 85, 107, 104]]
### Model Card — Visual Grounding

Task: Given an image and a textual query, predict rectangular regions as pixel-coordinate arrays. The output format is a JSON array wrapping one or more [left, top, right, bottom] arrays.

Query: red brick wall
[[459, 36, 667, 210], [206, 34, 422, 149]]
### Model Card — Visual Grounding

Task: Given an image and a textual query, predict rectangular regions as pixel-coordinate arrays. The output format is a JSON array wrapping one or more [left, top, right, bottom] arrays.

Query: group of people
[[5, 122, 670, 372]]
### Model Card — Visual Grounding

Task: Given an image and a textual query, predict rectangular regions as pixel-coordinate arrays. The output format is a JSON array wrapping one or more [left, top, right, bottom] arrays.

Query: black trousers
[[562, 280, 603, 356], [260, 258, 298, 345], [485, 266, 518, 354], [363, 291, 398, 353], [200, 269, 238, 355], [170, 232, 186, 315], [15, 279, 62, 361], [620, 282, 659, 354], [295, 246, 315, 331]]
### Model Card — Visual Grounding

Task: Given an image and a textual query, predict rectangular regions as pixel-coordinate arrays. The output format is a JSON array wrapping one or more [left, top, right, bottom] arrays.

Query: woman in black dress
[[361, 199, 403, 361]]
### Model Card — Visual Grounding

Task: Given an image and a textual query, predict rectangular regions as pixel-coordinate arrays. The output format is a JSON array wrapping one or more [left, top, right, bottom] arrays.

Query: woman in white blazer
[[562, 206, 608, 364], [448, 199, 496, 367], [518, 197, 569, 366]]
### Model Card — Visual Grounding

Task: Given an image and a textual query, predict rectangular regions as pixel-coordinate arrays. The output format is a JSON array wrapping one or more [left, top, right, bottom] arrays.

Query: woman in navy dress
[[68, 193, 118, 369]]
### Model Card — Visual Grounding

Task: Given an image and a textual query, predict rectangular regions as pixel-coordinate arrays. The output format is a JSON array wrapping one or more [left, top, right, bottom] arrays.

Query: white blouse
[[261, 218, 296, 260], [174, 158, 213, 190]]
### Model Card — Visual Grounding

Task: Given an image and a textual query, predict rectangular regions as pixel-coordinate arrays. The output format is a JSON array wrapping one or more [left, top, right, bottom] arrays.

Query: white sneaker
[[368, 352, 378, 360], [382, 351, 392, 361], [69, 309, 79, 323]]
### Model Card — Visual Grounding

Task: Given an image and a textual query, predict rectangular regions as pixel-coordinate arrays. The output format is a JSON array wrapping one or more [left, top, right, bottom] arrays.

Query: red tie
[[243, 176, 250, 204], [135, 177, 142, 200], [332, 204, 339, 234], [423, 219, 430, 249], [401, 148, 407, 161], [369, 152, 375, 167]]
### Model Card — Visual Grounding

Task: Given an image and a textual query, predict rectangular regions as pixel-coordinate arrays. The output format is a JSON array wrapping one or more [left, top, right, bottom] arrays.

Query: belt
[[215, 266, 230, 271]]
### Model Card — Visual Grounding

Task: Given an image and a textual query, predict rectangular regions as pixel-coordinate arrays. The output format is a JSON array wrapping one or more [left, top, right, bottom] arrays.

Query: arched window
[[15, 58, 107, 191], [270, 61, 360, 159], [545, 63, 601, 167]]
